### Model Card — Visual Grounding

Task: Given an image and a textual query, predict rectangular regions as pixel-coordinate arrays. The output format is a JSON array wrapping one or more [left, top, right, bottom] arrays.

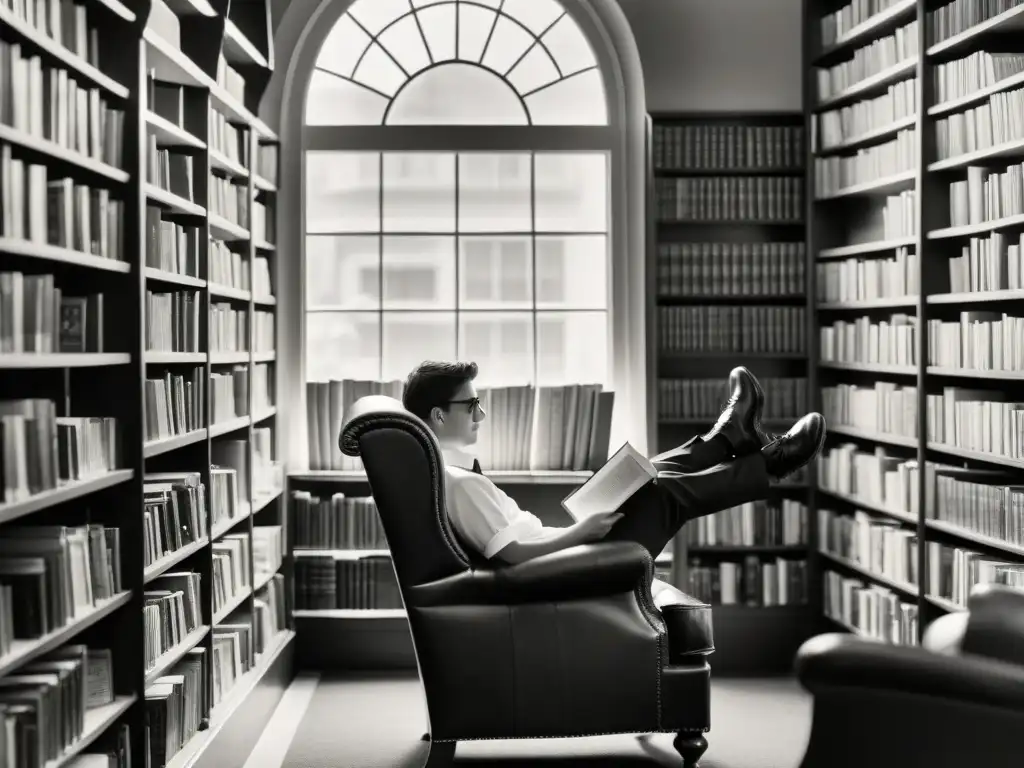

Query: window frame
[[272, 0, 652, 472]]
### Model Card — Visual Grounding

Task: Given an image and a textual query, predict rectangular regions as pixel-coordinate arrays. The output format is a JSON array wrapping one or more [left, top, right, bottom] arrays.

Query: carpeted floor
[[279, 672, 812, 768]]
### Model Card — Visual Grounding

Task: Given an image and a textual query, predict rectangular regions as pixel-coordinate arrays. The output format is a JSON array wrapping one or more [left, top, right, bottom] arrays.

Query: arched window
[[303, 0, 613, 393]]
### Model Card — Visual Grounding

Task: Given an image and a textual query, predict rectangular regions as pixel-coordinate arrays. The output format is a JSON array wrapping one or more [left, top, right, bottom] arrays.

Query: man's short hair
[[403, 360, 479, 422]]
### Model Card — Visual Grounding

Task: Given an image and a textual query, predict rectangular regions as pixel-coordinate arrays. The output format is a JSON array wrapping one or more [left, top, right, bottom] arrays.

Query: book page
[[562, 442, 655, 521]]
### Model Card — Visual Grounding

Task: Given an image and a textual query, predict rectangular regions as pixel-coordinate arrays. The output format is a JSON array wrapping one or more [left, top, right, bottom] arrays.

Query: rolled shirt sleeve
[[445, 470, 547, 559]]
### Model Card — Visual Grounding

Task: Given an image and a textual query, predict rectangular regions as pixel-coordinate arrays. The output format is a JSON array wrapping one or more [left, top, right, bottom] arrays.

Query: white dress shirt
[[441, 446, 561, 559]]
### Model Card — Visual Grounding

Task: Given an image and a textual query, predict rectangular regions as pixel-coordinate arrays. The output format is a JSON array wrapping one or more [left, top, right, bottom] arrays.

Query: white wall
[[614, 0, 803, 113]]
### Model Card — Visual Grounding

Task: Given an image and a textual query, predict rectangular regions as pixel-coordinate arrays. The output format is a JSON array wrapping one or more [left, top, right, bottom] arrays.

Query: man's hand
[[575, 509, 624, 542]]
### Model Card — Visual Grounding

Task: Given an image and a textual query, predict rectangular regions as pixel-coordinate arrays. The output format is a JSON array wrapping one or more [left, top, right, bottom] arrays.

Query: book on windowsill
[[561, 442, 657, 521]]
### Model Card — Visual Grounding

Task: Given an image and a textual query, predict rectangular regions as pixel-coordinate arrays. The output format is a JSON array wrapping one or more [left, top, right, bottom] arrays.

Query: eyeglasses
[[448, 397, 483, 412]]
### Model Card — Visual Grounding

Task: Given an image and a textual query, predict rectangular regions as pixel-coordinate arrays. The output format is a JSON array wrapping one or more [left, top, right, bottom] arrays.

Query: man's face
[[434, 380, 486, 447]]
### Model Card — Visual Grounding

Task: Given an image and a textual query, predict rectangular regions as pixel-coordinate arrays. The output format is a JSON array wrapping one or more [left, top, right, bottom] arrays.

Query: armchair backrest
[[338, 395, 476, 593]]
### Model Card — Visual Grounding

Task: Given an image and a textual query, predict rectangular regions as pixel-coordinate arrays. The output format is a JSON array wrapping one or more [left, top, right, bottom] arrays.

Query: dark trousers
[[603, 435, 770, 559]]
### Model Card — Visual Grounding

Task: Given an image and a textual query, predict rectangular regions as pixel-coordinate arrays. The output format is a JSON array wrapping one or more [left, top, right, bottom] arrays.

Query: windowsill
[[288, 469, 593, 485]]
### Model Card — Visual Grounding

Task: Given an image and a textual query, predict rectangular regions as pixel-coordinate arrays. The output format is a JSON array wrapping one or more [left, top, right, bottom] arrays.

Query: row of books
[[824, 569, 919, 645], [934, 86, 1024, 161], [822, 383, 919, 438], [0, 521, 124, 642], [927, 312, 1024, 372], [657, 306, 807, 354], [932, 50, 1024, 108], [817, 246, 918, 302], [930, 541, 1024, 608], [927, 0, 1024, 48], [212, 534, 251, 618], [209, 175, 249, 228], [291, 492, 384, 551], [819, 508, 918, 586], [210, 240, 248, 290], [949, 166, 1024, 234], [305, 379, 615, 473], [819, 445, 1024, 550], [209, 109, 246, 166], [144, 473, 208, 573], [815, 20, 918, 103], [0, 401, 118, 503], [294, 555, 401, 611], [0, 148, 126, 261], [0, 272, 104, 353], [1, 35, 125, 167], [815, 79, 916, 151], [655, 242, 806, 297], [814, 129, 917, 195], [0, 644, 124, 768], [685, 557, 808, 607], [210, 304, 248, 353], [819, 312, 916, 367], [145, 572, 203, 672], [253, 527, 285, 587], [146, 290, 201, 352], [654, 177, 804, 223], [656, 377, 809, 422], [651, 124, 804, 171], [926, 390, 1024, 461], [686, 500, 808, 548], [818, 0, 907, 48], [211, 367, 250, 423]]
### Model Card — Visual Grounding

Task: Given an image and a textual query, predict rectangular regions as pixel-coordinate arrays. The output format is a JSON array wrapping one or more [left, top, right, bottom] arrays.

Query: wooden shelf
[[145, 626, 210, 685], [0, 237, 133, 272], [0, 470, 134, 525], [0, 353, 131, 368]]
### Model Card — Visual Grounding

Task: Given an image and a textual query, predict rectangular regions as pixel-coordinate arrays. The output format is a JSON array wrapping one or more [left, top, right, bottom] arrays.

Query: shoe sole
[[736, 367, 765, 436]]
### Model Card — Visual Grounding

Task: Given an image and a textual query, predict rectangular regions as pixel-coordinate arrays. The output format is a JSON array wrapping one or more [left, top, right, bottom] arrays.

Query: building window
[[303, 0, 611, 391]]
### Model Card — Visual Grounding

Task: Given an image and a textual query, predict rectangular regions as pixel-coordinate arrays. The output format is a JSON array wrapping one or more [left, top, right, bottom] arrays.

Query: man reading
[[401, 361, 826, 568]]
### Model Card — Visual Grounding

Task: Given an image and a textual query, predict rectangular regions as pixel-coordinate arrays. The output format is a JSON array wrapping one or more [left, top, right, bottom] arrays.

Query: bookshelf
[[287, 382, 676, 669], [806, 0, 1024, 647], [0, 1, 290, 767], [646, 112, 817, 674]]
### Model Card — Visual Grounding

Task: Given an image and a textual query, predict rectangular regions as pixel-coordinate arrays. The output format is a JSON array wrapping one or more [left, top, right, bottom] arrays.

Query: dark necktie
[[471, 459, 483, 475]]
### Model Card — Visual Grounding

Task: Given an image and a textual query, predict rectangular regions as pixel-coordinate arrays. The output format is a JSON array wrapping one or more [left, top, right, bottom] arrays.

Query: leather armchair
[[340, 395, 718, 766], [795, 583, 1024, 768]]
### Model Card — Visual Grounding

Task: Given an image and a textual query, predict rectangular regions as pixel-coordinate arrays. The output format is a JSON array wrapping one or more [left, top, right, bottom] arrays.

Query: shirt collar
[[441, 446, 476, 470]]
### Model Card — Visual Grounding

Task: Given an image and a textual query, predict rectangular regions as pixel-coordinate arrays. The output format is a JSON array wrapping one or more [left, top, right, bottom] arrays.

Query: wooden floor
[[247, 672, 813, 768]]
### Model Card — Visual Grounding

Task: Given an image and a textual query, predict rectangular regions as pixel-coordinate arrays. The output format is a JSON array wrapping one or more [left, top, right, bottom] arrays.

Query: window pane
[[534, 152, 607, 232], [386, 63, 527, 125], [457, 2, 496, 63], [379, 15, 432, 76], [382, 152, 455, 231], [305, 71, 388, 126], [306, 235, 381, 309], [507, 45, 559, 95], [502, 0, 564, 35], [382, 312, 457, 380], [480, 16, 533, 74], [458, 236, 532, 308], [353, 43, 407, 97], [315, 14, 369, 78], [541, 13, 598, 75], [535, 235, 607, 309], [458, 152, 531, 232], [536, 311, 608, 386], [306, 312, 381, 381], [306, 152, 380, 233], [382, 236, 455, 309], [458, 311, 534, 386], [348, 0, 411, 35], [525, 68, 607, 125], [416, 4, 456, 61]]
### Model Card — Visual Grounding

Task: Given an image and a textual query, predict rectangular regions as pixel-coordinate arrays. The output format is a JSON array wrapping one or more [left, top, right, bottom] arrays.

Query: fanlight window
[[305, 0, 608, 126]]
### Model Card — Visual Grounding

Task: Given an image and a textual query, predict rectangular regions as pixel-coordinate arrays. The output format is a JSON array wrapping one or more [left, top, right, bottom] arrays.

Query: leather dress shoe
[[762, 413, 826, 481], [703, 367, 766, 456]]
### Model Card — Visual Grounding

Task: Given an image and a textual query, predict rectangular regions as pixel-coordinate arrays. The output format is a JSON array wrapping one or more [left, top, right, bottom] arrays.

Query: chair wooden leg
[[423, 738, 456, 766], [674, 731, 708, 768]]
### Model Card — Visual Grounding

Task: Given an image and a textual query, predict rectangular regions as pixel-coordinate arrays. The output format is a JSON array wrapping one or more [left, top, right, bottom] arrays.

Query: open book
[[561, 442, 657, 522]]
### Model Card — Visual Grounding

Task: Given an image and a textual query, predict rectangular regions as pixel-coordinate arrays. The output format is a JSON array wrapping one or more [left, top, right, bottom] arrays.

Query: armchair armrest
[[410, 540, 652, 607], [795, 633, 1024, 768]]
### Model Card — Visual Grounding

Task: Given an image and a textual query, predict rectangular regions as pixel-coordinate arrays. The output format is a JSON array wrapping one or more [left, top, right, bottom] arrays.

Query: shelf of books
[[807, 0, 1024, 648], [0, 1, 290, 767], [288, 380, 678, 649], [647, 112, 816, 672]]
